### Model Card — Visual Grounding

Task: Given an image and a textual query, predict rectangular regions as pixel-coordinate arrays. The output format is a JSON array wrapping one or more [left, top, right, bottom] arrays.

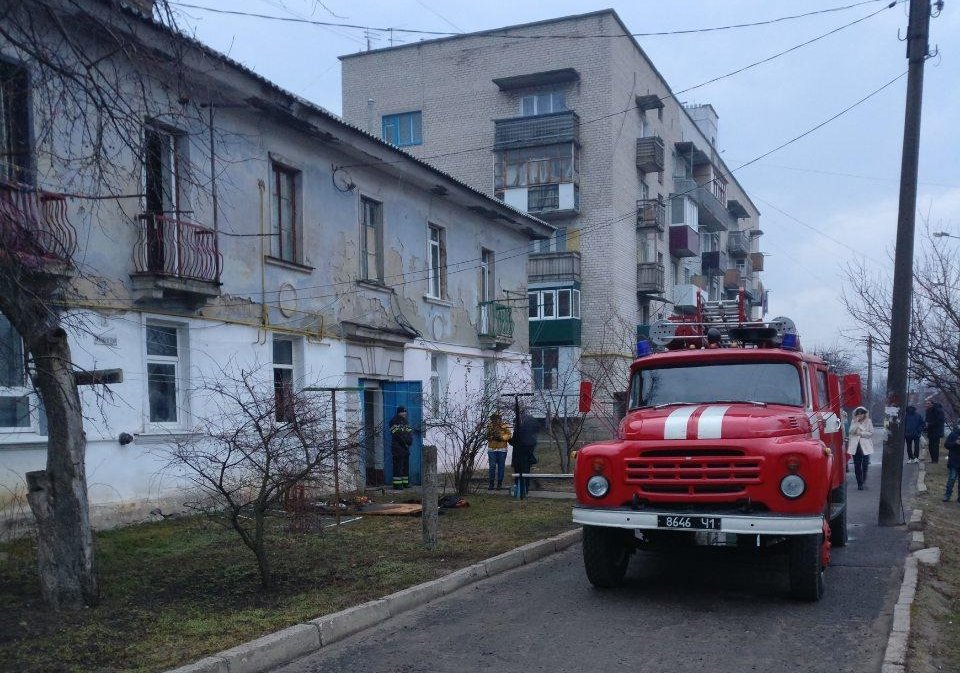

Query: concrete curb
[[916, 462, 928, 493], [165, 528, 582, 673]]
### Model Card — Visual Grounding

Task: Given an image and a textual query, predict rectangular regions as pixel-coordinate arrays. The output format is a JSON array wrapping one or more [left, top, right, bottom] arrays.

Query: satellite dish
[[769, 316, 797, 338], [649, 319, 678, 347], [332, 166, 356, 192]]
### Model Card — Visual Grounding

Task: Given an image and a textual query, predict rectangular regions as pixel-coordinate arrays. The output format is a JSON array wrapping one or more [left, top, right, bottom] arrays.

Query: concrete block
[[883, 630, 908, 665], [518, 539, 555, 564], [553, 528, 582, 551], [916, 481, 928, 493], [219, 624, 320, 673], [897, 583, 916, 606], [382, 580, 445, 617], [914, 546, 941, 566], [311, 600, 389, 646], [483, 548, 525, 576], [438, 563, 487, 595], [881, 664, 905, 673], [909, 531, 925, 552], [908, 509, 924, 531], [165, 656, 229, 673], [892, 604, 911, 633]]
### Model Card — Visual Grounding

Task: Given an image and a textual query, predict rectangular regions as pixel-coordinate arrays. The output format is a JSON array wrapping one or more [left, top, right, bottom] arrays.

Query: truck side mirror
[[842, 373, 862, 409], [578, 380, 593, 414]]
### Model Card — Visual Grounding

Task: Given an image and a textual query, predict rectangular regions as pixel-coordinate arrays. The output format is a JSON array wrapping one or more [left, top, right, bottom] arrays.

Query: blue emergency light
[[782, 333, 800, 350], [637, 339, 652, 357]]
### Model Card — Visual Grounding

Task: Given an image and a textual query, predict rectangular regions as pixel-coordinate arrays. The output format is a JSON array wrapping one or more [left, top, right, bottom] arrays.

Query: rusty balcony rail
[[527, 251, 581, 283], [478, 301, 515, 341], [727, 230, 751, 257], [636, 136, 665, 173], [637, 261, 665, 294], [133, 213, 221, 283], [493, 110, 580, 150], [0, 178, 77, 265], [636, 198, 666, 230]]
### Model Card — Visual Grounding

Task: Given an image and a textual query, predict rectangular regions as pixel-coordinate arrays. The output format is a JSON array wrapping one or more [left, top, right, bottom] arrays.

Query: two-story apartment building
[[0, 0, 552, 527], [340, 9, 766, 406]]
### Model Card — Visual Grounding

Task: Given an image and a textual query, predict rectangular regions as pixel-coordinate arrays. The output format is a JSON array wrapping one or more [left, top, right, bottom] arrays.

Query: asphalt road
[[278, 456, 912, 673]]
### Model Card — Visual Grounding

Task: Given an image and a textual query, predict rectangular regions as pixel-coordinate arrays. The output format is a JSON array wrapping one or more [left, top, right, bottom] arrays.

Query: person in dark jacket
[[509, 411, 538, 499], [942, 423, 960, 502], [925, 399, 946, 464], [904, 405, 925, 463], [389, 406, 413, 490]]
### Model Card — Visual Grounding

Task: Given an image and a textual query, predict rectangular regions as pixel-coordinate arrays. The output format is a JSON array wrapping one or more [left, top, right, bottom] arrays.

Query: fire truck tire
[[582, 525, 632, 588], [830, 481, 849, 547], [789, 533, 825, 601]]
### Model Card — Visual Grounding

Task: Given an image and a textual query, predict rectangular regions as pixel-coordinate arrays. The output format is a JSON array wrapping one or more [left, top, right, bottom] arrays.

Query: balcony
[[478, 301, 514, 350], [701, 250, 730, 277], [669, 224, 699, 258], [750, 251, 765, 272], [723, 268, 741, 290], [744, 275, 761, 303], [636, 198, 666, 231], [674, 177, 735, 233], [527, 251, 581, 284], [636, 136, 665, 173], [0, 178, 77, 272], [637, 262, 665, 295], [132, 213, 221, 299], [727, 230, 751, 257], [672, 283, 706, 314], [494, 110, 580, 150]]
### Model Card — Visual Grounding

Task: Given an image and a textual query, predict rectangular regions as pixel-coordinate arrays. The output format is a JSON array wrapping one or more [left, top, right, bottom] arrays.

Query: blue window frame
[[382, 111, 422, 147]]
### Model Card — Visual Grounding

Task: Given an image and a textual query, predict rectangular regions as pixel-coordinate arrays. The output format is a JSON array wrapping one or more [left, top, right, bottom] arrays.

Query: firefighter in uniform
[[389, 406, 414, 490]]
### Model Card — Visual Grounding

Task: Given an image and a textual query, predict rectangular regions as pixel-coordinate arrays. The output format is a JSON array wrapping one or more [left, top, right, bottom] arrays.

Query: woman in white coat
[[847, 406, 874, 490]]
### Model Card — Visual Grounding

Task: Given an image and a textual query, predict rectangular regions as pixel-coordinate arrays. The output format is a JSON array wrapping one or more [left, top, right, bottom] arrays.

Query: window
[[146, 324, 182, 424], [673, 152, 692, 180], [270, 161, 300, 263], [480, 249, 494, 302], [816, 370, 830, 409], [520, 90, 565, 116], [572, 289, 581, 318], [0, 61, 31, 184], [529, 290, 579, 320], [272, 337, 296, 422], [0, 315, 29, 428], [427, 225, 446, 298], [430, 353, 444, 415], [670, 195, 698, 227], [528, 184, 559, 213], [541, 290, 556, 319], [382, 111, 422, 147], [144, 123, 188, 216], [528, 292, 539, 319], [531, 347, 559, 391], [558, 289, 571, 318], [494, 144, 578, 191], [631, 362, 803, 409], [360, 196, 383, 282]]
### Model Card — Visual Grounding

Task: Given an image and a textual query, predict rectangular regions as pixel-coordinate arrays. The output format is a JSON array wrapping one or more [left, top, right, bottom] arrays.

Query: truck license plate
[[657, 515, 721, 530]]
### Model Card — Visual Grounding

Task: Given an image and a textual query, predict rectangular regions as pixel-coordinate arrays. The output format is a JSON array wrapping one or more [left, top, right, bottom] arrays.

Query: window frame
[[144, 121, 189, 217], [0, 59, 33, 184], [519, 90, 565, 116], [360, 195, 384, 283], [527, 183, 560, 213], [557, 288, 572, 319], [427, 224, 447, 299], [145, 322, 185, 427], [381, 111, 423, 147], [273, 336, 296, 423], [0, 315, 33, 432], [531, 346, 560, 391], [269, 159, 302, 264]]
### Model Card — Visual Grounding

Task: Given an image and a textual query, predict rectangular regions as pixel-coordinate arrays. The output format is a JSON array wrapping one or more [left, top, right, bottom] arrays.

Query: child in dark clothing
[[942, 424, 960, 502]]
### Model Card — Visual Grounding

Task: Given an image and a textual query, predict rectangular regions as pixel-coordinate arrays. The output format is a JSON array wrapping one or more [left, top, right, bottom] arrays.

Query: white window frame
[[557, 289, 572, 319], [427, 224, 445, 299], [360, 195, 384, 283], [520, 90, 566, 116], [528, 292, 540, 320], [145, 322, 186, 428], [540, 290, 557, 320], [273, 336, 296, 423], [572, 289, 581, 319], [0, 316, 34, 433]]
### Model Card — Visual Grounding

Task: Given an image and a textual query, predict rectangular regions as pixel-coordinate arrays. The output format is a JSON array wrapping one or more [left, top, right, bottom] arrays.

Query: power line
[[171, 1, 895, 40], [730, 159, 960, 189]]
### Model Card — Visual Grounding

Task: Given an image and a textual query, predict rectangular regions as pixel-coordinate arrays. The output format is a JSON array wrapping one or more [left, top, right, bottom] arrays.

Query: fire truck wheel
[[583, 526, 633, 588], [829, 481, 849, 547], [789, 533, 825, 601]]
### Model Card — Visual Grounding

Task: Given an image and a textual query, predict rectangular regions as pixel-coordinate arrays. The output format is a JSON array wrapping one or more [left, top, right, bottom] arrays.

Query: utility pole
[[879, 0, 936, 526], [866, 334, 873, 413]]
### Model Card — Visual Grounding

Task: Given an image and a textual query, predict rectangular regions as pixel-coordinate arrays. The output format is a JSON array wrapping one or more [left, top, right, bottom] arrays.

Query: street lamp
[[933, 231, 959, 239]]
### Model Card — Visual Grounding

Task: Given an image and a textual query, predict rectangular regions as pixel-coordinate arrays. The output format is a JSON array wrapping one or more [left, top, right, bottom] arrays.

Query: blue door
[[382, 381, 423, 485]]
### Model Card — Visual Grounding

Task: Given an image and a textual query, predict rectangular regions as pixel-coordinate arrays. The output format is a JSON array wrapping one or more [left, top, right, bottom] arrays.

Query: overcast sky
[[172, 0, 959, 362]]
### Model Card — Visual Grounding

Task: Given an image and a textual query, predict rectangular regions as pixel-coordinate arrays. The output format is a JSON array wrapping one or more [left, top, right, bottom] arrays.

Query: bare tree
[[844, 229, 960, 418], [166, 365, 354, 589], [810, 343, 858, 374], [535, 362, 586, 473]]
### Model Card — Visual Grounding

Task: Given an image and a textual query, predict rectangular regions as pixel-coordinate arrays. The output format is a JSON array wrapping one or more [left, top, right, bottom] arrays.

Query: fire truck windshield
[[630, 362, 804, 409]]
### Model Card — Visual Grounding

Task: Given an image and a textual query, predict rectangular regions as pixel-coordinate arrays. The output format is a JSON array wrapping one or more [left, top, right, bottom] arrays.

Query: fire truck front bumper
[[572, 506, 824, 536]]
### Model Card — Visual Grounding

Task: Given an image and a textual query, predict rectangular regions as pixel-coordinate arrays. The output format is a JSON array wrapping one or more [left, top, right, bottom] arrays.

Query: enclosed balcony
[[674, 177, 735, 233], [723, 268, 741, 290], [636, 198, 665, 231], [494, 110, 580, 150], [527, 251, 581, 284], [0, 178, 76, 272], [636, 136, 665, 173], [727, 230, 751, 257], [637, 262, 665, 295], [750, 251, 765, 272], [478, 301, 514, 350], [701, 250, 730, 277], [672, 283, 706, 314], [669, 224, 699, 258], [132, 213, 221, 299]]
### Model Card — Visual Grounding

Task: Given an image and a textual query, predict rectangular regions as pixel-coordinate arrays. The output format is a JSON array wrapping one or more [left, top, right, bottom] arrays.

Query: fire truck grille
[[624, 451, 763, 496]]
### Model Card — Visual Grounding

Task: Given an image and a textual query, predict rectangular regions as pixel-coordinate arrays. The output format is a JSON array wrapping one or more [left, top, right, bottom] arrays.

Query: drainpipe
[[258, 179, 269, 334], [208, 105, 220, 279]]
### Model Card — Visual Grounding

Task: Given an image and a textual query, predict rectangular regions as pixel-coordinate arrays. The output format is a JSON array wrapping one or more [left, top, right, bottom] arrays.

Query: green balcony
[[478, 301, 514, 350]]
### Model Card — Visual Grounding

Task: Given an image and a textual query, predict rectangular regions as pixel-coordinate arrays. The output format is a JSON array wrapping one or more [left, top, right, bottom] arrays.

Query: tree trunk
[[25, 328, 98, 609], [253, 512, 272, 589]]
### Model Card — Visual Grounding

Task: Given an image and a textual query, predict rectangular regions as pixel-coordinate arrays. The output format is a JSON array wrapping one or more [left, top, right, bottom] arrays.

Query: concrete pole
[[422, 444, 438, 547], [879, 0, 933, 526]]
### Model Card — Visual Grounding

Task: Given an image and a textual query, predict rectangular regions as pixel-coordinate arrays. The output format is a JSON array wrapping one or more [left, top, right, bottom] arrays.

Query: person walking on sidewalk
[[942, 423, 960, 502], [925, 399, 946, 464], [904, 405, 925, 464], [847, 406, 874, 491], [389, 406, 413, 490], [486, 412, 511, 490]]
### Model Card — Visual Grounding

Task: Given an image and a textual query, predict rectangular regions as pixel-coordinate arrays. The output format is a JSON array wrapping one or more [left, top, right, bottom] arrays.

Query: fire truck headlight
[[586, 475, 610, 498], [780, 474, 806, 499]]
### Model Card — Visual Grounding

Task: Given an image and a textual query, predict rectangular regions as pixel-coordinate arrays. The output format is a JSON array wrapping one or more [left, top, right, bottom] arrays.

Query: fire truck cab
[[572, 315, 861, 601]]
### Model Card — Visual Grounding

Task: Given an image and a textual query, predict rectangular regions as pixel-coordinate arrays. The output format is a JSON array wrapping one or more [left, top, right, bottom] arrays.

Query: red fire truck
[[573, 308, 861, 601]]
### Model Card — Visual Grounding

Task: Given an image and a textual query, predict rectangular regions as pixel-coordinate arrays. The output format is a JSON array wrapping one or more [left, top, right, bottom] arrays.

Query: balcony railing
[[478, 301, 514, 349], [701, 250, 730, 277], [723, 268, 741, 290], [637, 262, 665, 294], [0, 178, 77, 265], [133, 213, 221, 284], [636, 136, 665, 173], [669, 224, 699, 258], [527, 251, 580, 284], [675, 177, 735, 233], [636, 198, 665, 230], [727, 230, 751, 257], [494, 110, 580, 150]]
